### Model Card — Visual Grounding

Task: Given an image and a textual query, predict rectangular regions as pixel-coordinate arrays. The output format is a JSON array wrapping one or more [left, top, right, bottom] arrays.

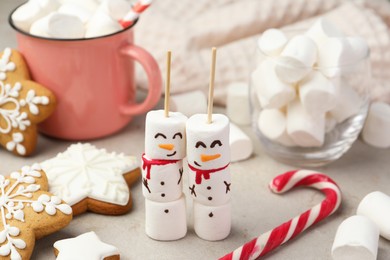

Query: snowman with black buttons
[[186, 113, 231, 241], [142, 109, 188, 241]]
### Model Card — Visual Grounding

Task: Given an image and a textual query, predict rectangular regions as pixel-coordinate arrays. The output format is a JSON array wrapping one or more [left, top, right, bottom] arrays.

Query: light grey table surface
[[1, 1, 390, 259]]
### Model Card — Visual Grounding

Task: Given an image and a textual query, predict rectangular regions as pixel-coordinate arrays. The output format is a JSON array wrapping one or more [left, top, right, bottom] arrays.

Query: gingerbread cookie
[[0, 163, 72, 259], [0, 48, 56, 156], [54, 232, 120, 260], [41, 143, 141, 216]]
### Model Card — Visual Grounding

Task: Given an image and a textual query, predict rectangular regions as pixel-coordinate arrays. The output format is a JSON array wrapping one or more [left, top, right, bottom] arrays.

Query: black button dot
[[209, 212, 213, 217], [164, 209, 169, 213], [208, 197, 212, 201], [161, 181, 165, 185], [207, 186, 211, 190], [161, 193, 165, 197]]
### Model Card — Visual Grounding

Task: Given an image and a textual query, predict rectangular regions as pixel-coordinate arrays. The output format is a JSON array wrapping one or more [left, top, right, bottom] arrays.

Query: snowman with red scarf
[[186, 113, 231, 241], [142, 109, 188, 240]]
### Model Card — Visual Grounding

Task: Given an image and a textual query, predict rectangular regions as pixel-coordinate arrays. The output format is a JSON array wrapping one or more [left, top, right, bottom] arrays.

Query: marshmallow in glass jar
[[250, 18, 370, 167], [187, 48, 231, 241]]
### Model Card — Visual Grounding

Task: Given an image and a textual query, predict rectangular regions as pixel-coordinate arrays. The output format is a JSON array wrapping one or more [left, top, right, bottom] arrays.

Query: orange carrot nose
[[158, 144, 174, 150], [201, 154, 221, 162]]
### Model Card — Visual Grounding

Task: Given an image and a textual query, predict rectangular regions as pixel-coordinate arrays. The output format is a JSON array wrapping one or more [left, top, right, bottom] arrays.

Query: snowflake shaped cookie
[[0, 48, 56, 156], [41, 143, 141, 216], [54, 232, 120, 260], [0, 163, 72, 260]]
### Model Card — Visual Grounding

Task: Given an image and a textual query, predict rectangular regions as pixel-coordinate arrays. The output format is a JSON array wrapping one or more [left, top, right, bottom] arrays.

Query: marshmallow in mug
[[332, 215, 379, 260], [361, 102, 390, 148], [275, 35, 317, 83], [58, 3, 93, 24], [145, 196, 187, 241], [86, 11, 122, 38], [357, 191, 390, 240], [12, 0, 60, 32], [251, 59, 296, 109]]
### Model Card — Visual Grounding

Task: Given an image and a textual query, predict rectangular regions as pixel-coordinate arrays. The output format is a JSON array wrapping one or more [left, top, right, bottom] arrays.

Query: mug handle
[[119, 45, 162, 116]]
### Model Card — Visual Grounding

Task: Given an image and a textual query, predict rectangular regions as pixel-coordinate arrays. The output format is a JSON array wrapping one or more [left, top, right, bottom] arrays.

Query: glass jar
[[250, 32, 371, 167]]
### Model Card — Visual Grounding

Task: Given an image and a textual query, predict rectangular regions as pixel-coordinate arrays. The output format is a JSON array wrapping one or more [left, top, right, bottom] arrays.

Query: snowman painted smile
[[155, 132, 183, 157], [193, 140, 222, 167]]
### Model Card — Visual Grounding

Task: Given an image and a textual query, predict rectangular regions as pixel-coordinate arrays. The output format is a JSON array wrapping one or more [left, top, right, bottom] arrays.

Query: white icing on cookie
[[41, 143, 139, 206], [54, 231, 119, 260], [0, 48, 16, 81], [0, 164, 72, 259], [6, 133, 26, 155], [0, 80, 49, 135]]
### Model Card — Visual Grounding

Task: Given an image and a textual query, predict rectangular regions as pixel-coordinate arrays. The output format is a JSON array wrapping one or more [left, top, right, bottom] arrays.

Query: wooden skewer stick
[[164, 50, 172, 118], [207, 47, 217, 124]]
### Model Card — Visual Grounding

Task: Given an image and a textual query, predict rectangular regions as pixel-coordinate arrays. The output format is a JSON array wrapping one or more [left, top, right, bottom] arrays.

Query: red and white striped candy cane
[[119, 0, 153, 28], [220, 169, 342, 260]]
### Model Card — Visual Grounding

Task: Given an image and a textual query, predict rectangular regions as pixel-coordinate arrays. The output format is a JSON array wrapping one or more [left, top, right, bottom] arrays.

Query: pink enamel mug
[[9, 9, 162, 140]]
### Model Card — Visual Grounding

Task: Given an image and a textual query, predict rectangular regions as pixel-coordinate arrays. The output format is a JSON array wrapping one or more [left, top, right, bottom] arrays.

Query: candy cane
[[119, 0, 153, 28], [220, 169, 342, 260]]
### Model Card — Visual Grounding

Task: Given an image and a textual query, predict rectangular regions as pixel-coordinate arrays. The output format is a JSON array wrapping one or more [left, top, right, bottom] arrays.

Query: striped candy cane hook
[[119, 0, 153, 28], [220, 170, 342, 260]]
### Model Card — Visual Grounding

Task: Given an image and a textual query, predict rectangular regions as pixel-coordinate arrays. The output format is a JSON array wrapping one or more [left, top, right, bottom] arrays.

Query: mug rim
[[8, 3, 138, 42]]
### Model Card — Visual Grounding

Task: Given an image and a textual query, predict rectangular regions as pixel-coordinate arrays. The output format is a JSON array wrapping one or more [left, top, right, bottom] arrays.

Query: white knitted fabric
[[134, 0, 390, 104]]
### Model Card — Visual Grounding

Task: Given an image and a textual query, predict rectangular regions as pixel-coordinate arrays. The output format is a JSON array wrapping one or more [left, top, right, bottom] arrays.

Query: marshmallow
[[29, 14, 51, 38], [258, 109, 296, 147], [357, 191, 390, 240], [47, 13, 85, 39], [275, 35, 317, 83], [287, 99, 325, 147], [193, 201, 231, 241], [299, 71, 339, 115], [85, 11, 122, 38], [325, 114, 338, 133], [12, 0, 59, 32], [59, 0, 98, 12], [229, 123, 253, 162], [145, 196, 187, 241], [316, 37, 349, 78], [141, 158, 183, 202], [344, 37, 369, 63], [251, 59, 296, 109], [332, 215, 379, 260], [58, 3, 93, 24], [305, 18, 344, 47], [187, 114, 231, 205], [145, 110, 187, 160], [98, 0, 130, 20], [170, 90, 207, 117], [329, 83, 362, 123], [226, 82, 251, 125], [257, 29, 287, 56], [186, 114, 230, 170], [361, 102, 390, 148]]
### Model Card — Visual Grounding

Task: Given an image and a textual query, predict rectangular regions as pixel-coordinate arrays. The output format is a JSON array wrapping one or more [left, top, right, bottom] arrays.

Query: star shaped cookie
[[0, 48, 56, 156], [54, 232, 120, 260], [0, 163, 72, 259], [41, 143, 141, 216]]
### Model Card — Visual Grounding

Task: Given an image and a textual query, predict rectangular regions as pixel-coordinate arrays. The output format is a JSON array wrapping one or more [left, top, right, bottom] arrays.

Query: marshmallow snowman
[[142, 109, 188, 240], [186, 113, 231, 241]]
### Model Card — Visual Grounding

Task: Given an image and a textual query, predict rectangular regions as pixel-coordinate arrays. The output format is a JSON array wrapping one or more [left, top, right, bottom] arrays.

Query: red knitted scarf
[[142, 153, 179, 179], [188, 163, 230, 184]]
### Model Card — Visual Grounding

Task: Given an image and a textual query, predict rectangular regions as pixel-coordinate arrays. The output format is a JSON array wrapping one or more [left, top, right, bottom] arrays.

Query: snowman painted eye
[[210, 140, 222, 148], [195, 141, 207, 148], [173, 132, 183, 139], [154, 133, 167, 139]]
